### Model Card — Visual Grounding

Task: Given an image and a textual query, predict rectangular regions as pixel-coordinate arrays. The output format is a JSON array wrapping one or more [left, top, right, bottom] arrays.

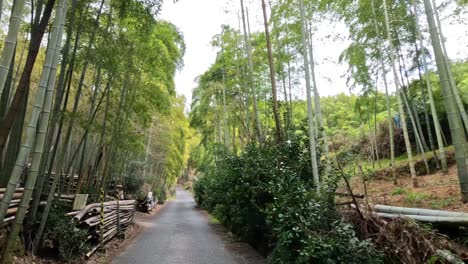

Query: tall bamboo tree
[[1, 1, 68, 261], [0, 0, 26, 97], [371, 0, 397, 184], [411, 0, 447, 173], [240, 0, 263, 143], [382, 0, 418, 187], [261, 0, 283, 143], [300, 0, 320, 189], [422, 0, 468, 201], [307, 22, 330, 172], [0, 0, 57, 156]]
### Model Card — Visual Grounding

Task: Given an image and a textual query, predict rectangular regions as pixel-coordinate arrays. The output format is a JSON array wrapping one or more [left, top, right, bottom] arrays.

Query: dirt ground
[[347, 164, 468, 211]]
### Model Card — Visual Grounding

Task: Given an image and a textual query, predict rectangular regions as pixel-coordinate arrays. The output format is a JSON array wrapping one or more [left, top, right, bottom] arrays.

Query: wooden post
[[357, 161, 368, 205], [116, 198, 125, 238], [98, 187, 106, 252]]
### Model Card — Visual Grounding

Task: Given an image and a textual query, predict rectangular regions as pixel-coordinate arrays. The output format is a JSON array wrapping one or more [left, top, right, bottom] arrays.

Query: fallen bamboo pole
[[372, 204, 468, 218], [373, 212, 468, 224], [0, 188, 24, 193], [6, 207, 18, 216], [66, 211, 80, 217], [2, 216, 15, 224], [0, 192, 23, 200]]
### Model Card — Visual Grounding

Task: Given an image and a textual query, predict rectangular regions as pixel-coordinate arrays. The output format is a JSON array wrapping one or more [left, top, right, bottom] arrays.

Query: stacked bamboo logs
[[71, 200, 136, 258], [0, 188, 25, 226]]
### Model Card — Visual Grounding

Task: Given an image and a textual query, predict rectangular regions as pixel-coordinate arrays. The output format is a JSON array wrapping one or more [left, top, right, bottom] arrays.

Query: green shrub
[[40, 203, 89, 261], [123, 175, 145, 197], [154, 186, 167, 204], [193, 137, 383, 263]]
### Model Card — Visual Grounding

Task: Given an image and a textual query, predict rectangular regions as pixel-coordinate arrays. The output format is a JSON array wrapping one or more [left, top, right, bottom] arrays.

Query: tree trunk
[[33, 77, 109, 253], [287, 44, 293, 126], [0, 47, 15, 121], [86, 82, 111, 192], [300, 0, 320, 190], [60, 0, 105, 186], [240, 0, 263, 143], [400, 87, 430, 174], [412, 1, 447, 173], [0, 0, 60, 224], [0, 90, 27, 188], [0, 0, 56, 157], [422, 0, 468, 201], [1, 1, 68, 261], [371, 0, 397, 184], [0, 0, 26, 97], [220, 37, 230, 149], [76, 68, 102, 192], [28, 0, 81, 224], [307, 23, 330, 172], [430, 0, 468, 134], [383, 0, 418, 187], [0, 0, 3, 21], [99, 71, 128, 192], [261, 0, 283, 144], [0, 45, 16, 167], [373, 84, 381, 167], [236, 13, 251, 142]]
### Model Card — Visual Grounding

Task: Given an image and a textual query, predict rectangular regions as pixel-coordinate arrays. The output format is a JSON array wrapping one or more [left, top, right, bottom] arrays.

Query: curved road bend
[[112, 188, 265, 264]]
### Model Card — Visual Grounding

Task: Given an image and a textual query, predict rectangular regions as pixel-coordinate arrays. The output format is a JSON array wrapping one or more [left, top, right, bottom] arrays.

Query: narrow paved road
[[112, 188, 264, 264]]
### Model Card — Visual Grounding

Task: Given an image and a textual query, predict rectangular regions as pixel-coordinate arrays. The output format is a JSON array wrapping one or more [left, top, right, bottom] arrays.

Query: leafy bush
[[123, 175, 145, 198], [154, 186, 167, 204], [193, 138, 383, 263], [40, 203, 89, 261]]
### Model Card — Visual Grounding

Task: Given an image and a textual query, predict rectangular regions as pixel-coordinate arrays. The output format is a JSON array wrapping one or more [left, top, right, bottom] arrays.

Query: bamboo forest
[[0, 0, 467, 263]]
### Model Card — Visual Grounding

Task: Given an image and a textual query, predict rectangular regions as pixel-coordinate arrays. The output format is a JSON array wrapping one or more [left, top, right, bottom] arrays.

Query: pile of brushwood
[[344, 209, 467, 263], [193, 137, 467, 263]]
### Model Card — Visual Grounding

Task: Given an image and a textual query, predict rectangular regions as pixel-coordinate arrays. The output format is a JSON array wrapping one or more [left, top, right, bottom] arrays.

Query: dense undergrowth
[[193, 138, 384, 263], [39, 203, 90, 261]]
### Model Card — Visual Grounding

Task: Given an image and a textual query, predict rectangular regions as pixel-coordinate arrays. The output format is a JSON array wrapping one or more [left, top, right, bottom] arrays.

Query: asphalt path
[[112, 188, 264, 264]]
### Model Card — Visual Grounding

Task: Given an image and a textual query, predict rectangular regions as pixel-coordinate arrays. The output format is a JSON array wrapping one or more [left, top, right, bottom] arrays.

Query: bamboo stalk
[[372, 205, 468, 218], [374, 212, 468, 224], [66, 211, 80, 217]]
